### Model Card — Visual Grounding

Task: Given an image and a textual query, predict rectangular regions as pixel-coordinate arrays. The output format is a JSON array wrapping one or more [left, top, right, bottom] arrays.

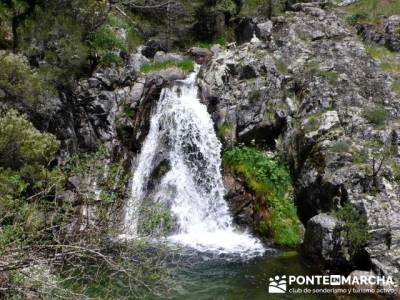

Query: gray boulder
[[303, 214, 347, 267], [154, 51, 184, 63]]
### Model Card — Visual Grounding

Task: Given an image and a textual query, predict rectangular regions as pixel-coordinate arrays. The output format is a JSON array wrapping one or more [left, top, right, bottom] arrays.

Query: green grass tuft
[[393, 79, 400, 96], [363, 105, 388, 128], [345, 0, 400, 24], [223, 147, 301, 247], [366, 45, 400, 74], [331, 141, 350, 153], [140, 59, 194, 74]]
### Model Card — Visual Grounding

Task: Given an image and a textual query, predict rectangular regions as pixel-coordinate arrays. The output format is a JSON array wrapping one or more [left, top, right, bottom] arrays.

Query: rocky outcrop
[[201, 3, 400, 281], [357, 16, 400, 52]]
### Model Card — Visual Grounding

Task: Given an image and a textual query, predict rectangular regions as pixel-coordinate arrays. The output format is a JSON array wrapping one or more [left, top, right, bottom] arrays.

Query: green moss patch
[[223, 147, 301, 247]]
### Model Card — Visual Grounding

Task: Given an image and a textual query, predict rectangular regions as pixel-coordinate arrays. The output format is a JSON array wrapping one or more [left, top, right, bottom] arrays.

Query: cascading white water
[[123, 65, 264, 256]]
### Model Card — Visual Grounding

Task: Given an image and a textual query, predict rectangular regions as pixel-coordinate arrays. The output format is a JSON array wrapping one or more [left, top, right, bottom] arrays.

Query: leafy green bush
[[0, 110, 63, 252], [92, 14, 142, 66], [334, 202, 370, 255], [140, 59, 194, 73], [0, 109, 59, 170], [19, 8, 90, 86], [240, 0, 285, 17], [0, 51, 57, 115], [223, 147, 301, 247]]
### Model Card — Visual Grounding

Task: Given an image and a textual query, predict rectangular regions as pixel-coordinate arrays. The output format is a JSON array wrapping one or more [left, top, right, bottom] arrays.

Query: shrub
[[363, 106, 387, 127], [101, 52, 124, 65], [92, 14, 139, 66], [275, 59, 288, 75], [331, 141, 350, 153], [223, 147, 301, 247], [0, 51, 57, 115], [64, 144, 129, 205], [352, 149, 368, 164], [318, 70, 339, 84], [94, 27, 127, 52], [0, 110, 63, 252], [0, 109, 59, 170], [346, 12, 368, 26], [334, 202, 370, 255], [19, 8, 90, 86], [392, 163, 400, 182]]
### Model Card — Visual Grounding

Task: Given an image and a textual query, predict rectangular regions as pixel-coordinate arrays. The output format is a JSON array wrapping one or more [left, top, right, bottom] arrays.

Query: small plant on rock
[[334, 202, 370, 256]]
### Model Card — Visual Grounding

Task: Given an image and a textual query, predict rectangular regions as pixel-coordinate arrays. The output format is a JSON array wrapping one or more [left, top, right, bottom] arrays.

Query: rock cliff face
[[55, 1, 400, 282], [200, 3, 400, 280]]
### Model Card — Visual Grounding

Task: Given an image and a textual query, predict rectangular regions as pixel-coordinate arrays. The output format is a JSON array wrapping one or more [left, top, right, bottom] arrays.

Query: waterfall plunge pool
[[114, 67, 364, 300]]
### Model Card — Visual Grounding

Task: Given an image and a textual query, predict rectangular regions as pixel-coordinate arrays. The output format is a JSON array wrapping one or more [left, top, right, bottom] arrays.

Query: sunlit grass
[[345, 0, 400, 24], [140, 59, 194, 74], [393, 79, 400, 96], [366, 45, 400, 73]]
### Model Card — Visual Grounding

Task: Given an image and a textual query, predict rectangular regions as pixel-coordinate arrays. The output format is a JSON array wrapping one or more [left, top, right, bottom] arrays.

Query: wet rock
[[223, 172, 254, 230]]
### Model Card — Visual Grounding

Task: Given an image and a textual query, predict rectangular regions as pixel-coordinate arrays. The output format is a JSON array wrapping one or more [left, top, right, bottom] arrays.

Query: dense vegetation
[[0, 110, 62, 251], [223, 147, 302, 247]]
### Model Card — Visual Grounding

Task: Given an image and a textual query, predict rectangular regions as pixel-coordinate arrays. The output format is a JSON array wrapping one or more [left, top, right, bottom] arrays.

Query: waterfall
[[123, 65, 264, 256]]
